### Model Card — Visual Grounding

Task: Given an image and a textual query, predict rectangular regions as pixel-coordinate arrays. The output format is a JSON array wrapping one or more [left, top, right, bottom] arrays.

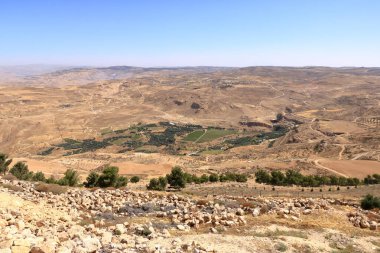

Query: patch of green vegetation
[[201, 149, 224, 155], [111, 138, 130, 145], [225, 126, 288, 147], [183, 130, 205, 141], [361, 194, 380, 210], [148, 124, 202, 146], [58, 138, 112, 155], [197, 129, 237, 143], [135, 146, 159, 153], [103, 135, 130, 144], [100, 128, 113, 135], [121, 140, 144, 150], [131, 133, 141, 140], [57, 138, 82, 149]]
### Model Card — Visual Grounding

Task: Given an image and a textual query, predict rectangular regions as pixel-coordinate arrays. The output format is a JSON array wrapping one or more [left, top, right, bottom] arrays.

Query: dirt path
[[314, 159, 348, 178], [337, 144, 346, 160]]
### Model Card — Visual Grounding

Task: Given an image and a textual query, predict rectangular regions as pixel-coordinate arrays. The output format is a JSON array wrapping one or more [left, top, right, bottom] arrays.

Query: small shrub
[[59, 169, 79, 186], [209, 173, 219, 182], [84, 172, 99, 187], [45, 176, 58, 184], [235, 174, 248, 182], [166, 166, 186, 189], [97, 166, 119, 188], [190, 102, 201, 109], [275, 242, 288, 252], [9, 162, 30, 180], [32, 171, 46, 182], [130, 176, 140, 183], [84, 166, 127, 188], [147, 177, 167, 191], [114, 176, 128, 188], [200, 174, 209, 183], [361, 194, 380, 210]]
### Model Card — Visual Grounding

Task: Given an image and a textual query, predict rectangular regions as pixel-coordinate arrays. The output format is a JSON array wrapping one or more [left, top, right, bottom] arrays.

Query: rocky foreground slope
[[0, 179, 379, 253]]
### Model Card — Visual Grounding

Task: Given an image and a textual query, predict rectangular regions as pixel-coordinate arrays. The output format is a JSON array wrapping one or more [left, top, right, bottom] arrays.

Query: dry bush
[[196, 199, 209, 206], [260, 205, 270, 214], [236, 198, 257, 209], [1, 174, 17, 181], [0, 183, 23, 192], [35, 183, 67, 195]]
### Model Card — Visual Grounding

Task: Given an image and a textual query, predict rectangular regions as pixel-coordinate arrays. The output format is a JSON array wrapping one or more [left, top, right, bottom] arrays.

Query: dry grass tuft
[[196, 199, 209, 206], [35, 183, 67, 195], [1, 174, 17, 181], [252, 228, 308, 239], [0, 183, 23, 192]]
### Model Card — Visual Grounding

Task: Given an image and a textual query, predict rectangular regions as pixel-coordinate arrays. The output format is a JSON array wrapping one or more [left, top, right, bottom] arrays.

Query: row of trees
[[255, 169, 362, 187], [5, 160, 80, 187], [147, 166, 248, 191], [0, 153, 139, 188], [363, 174, 380, 185]]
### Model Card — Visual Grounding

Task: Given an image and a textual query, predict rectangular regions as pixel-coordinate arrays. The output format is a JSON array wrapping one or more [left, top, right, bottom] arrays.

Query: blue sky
[[1, 0, 379, 67]]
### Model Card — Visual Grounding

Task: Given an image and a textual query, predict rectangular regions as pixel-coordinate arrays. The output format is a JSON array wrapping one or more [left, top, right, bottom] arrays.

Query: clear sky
[[1, 0, 379, 67]]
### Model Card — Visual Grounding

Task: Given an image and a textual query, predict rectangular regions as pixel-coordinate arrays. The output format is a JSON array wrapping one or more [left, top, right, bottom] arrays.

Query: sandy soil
[[319, 159, 380, 178]]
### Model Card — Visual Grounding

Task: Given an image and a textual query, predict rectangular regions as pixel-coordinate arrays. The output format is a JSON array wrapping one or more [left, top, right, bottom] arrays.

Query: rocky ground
[[0, 179, 379, 253]]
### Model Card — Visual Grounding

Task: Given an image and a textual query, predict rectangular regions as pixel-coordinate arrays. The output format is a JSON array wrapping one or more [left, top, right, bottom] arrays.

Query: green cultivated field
[[183, 130, 205, 141], [197, 129, 236, 143]]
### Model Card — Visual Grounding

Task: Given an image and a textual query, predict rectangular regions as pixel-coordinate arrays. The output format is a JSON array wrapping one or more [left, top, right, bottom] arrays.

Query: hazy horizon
[[1, 0, 380, 67]]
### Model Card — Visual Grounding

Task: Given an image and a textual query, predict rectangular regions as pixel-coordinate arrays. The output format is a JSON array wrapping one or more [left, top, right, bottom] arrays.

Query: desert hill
[[0, 66, 379, 180]]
